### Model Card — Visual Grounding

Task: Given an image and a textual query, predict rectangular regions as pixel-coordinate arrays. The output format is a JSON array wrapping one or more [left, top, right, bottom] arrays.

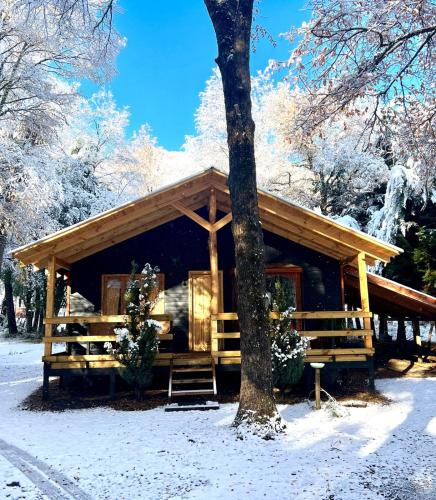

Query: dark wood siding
[[262, 230, 341, 311]]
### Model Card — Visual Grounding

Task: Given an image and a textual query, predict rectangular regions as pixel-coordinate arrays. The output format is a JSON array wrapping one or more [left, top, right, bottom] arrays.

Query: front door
[[189, 271, 223, 352]]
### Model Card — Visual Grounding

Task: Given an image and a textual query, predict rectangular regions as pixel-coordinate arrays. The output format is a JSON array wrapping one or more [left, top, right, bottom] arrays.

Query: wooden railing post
[[209, 187, 220, 350], [211, 318, 218, 353], [44, 255, 56, 356], [357, 252, 373, 349]]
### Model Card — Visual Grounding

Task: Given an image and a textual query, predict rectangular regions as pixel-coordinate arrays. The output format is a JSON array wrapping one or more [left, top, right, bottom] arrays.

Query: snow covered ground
[[0, 339, 435, 500]]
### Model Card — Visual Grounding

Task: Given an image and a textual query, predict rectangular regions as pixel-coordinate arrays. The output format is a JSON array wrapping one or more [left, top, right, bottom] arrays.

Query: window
[[231, 265, 302, 313], [101, 273, 165, 315], [265, 267, 302, 311]]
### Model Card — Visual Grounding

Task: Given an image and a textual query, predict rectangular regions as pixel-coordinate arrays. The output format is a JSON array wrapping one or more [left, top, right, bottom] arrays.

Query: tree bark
[[204, 0, 278, 428], [32, 290, 41, 331], [4, 273, 17, 336], [24, 283, 33, 334], [0, 233, 7, 271], [412, 319, 421, 359], [37, 307, 44, 336]]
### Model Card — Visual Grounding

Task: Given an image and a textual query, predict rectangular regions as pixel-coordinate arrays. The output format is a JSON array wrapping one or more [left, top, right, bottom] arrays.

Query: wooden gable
[[12, 168, 402, 268]]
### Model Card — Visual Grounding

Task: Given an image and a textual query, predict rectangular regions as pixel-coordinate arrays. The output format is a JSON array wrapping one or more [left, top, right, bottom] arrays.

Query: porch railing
[[43, 314, 173, 366], [211, 311, 374, 363]]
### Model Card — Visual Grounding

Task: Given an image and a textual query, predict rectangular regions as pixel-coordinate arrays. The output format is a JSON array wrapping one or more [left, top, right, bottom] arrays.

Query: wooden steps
[[172, 367, 212, 373], [173, 378, 214, 384], [168, 355, 217, 399], [171, 389, 215, 396]]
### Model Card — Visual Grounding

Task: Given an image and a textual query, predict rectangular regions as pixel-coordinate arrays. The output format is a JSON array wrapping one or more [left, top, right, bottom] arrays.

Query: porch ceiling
[[12, 168, 402, 268]]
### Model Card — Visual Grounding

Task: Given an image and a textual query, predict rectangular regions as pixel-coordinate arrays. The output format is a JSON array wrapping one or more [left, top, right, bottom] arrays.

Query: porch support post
[[357, 252, 373, 350], [65, 270, 71, 316], [209, 188, 219, 353], [412, 319, 422, 359], [44, 255, 56, 357], [339, 263, 345, 308]]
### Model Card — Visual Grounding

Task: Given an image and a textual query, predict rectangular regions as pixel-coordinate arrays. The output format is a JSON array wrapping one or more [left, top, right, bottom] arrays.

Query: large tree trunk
[[204, 0, 278, 429]]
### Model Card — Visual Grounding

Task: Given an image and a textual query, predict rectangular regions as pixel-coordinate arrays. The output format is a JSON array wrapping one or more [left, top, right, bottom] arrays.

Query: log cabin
[[14, 167, 425, 400]]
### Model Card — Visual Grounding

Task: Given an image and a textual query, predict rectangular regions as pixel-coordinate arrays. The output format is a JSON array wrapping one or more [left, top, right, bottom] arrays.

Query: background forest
[[1, 0, 434, 336]]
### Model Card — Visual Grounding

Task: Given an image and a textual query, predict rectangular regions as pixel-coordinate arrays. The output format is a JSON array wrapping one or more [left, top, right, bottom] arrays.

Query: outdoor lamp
[[310, 362, 325, 410]]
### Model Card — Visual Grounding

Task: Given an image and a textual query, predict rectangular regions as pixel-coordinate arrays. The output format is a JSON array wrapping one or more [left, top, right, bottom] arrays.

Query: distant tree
[[0, 260, 18, 335], [268, 92, 388, 222], [413, 228, 436, 295], [118, 124, 169, 197], [204, 0, 281, 435], [382, 199, 436, 294], [0, 132, 62, 267], [183, 69, 289, 187]]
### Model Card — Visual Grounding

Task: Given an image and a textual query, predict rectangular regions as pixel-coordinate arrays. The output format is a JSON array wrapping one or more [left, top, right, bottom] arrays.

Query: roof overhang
[[12, 168, 402, 268], [344, 266, 436, 320]]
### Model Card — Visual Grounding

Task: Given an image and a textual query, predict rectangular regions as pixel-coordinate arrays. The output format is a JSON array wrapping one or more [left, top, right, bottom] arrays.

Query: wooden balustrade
[[42, 310, 374, 369], [210, 310, 374, 363], [43, 314, 174, 361]]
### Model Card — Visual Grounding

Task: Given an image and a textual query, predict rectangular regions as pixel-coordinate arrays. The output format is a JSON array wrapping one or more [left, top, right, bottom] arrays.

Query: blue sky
[[83, 1, 308, 150]]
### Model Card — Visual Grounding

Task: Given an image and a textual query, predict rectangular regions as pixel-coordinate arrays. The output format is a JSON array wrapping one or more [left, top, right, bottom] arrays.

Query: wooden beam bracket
[[212, 212, 232, 232], [172, 201, 212, 231]]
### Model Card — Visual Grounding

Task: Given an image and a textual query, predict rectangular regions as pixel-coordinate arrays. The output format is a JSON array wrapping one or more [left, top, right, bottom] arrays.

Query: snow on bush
[[271, 307, 309, 391], [105, 263, 162, 399]]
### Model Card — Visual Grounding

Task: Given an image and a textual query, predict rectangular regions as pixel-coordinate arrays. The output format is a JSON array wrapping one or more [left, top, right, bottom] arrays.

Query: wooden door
[[189, 271, 223, 352]]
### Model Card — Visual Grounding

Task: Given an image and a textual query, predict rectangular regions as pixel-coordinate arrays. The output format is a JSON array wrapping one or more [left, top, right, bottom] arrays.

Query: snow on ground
[[0, 339, 435, 500]]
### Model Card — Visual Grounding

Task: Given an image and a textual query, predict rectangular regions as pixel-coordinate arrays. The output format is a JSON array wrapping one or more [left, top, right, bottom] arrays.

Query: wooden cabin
[[12, 168, 404, 398]]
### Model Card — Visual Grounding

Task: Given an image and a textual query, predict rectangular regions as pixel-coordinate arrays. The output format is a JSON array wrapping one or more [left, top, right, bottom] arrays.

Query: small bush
[[269, 278, 309, 391], [105, 263, 161, 399]]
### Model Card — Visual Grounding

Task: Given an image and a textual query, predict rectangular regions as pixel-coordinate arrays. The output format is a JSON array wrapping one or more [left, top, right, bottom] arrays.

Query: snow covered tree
[[0, 130, 62, 266], [367, 164, 418, 245], [0, 0, 122, 135], [0, 0, 124, 267], [268, 92, 388, 221], [116, 124, 180, 197], [184, 69, 291, 188], [53, 90, 128, 224], [105, 263, 161, 400], [285, 0, 435, 195]]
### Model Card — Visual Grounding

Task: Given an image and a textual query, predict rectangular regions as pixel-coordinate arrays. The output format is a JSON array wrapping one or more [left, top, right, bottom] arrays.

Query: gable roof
[[12, 168, 402, 268]]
